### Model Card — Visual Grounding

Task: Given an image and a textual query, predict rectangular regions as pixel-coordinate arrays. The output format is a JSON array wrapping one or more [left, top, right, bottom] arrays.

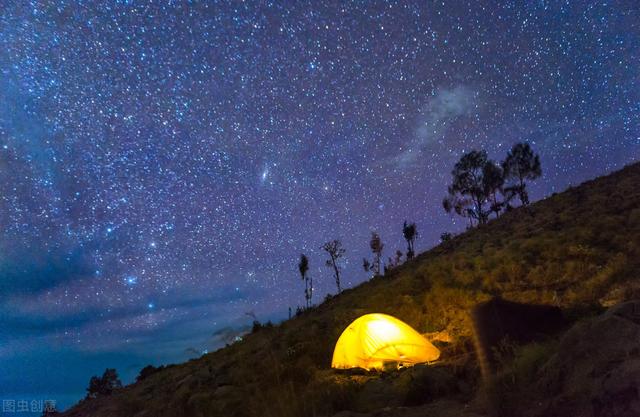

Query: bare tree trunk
[[519, 177, 528, 205], [331, 258, 341, 293], [475, 196, 485, 225]]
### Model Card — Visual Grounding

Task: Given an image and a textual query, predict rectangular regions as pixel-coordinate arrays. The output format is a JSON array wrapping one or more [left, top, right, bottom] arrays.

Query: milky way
[[1, 1, 639, 408]]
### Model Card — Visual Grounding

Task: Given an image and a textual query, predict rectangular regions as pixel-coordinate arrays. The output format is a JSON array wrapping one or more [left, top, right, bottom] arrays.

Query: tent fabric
[[331, 313, 440, 370]]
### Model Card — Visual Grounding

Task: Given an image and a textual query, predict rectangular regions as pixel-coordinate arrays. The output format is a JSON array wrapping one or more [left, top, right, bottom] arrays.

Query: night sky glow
[[1, 1, 639, 410]]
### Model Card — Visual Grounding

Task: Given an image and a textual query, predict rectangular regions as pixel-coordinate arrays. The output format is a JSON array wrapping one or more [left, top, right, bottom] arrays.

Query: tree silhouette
[[442, 193, 475, 228], [362, 258, 370, 272], [402, 221, 418, 260], [443, 150, 493, 226], [298, 254, 311, 308], [322, 240, 345, 293], [502, 142, 542, 206], [483, 160, 505, 218], [86, 368, 122, 399], [369, 232, 384, 275], [87, 376, 102, 398], [102, 368, 122, 392], [386, 250, 403, 272]]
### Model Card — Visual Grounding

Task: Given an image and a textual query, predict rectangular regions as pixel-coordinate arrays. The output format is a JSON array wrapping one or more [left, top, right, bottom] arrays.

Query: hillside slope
[[61, 162, 640, 417]]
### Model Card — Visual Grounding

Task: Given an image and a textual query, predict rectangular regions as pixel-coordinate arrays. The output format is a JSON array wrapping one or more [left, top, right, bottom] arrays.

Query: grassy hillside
[[61, 162, 640, 417]]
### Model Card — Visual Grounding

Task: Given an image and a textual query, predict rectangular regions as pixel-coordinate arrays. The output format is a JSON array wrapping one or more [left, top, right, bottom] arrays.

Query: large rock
[[528, 300, 640, 417], [471, 297, 565, 378]]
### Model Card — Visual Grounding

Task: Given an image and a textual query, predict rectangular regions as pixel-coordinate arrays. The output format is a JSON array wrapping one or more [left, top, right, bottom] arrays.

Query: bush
[[136, 364, 164, 382], [402, 365, 458, 406], [86, 368, 122, 398], [484, 340, 558, 416], [440, 232, 453, 242], [251, 320, 262, 333]]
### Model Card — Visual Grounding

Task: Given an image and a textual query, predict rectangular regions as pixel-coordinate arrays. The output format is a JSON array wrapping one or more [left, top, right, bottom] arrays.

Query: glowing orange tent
[[331, 313, 440, 370]]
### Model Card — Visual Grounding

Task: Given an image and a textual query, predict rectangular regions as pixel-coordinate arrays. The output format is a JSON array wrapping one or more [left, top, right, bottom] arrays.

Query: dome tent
[[331, 313, 440, 370]]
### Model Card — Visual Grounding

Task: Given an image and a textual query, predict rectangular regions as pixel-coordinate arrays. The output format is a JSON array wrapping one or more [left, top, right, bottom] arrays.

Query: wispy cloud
[[393, 85, 479, 169]]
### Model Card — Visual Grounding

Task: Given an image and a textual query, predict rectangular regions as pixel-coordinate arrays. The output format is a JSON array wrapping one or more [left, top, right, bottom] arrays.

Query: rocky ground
[[524, 300, 640, 417]]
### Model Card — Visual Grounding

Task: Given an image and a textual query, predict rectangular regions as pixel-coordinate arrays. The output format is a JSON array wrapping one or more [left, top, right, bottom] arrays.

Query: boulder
[[471, 297, 565, 378], [529, 300, 640, 417]]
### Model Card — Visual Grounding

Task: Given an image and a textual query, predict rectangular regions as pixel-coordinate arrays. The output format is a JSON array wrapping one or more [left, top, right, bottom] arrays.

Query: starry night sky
[[1, 1, 639, 410]]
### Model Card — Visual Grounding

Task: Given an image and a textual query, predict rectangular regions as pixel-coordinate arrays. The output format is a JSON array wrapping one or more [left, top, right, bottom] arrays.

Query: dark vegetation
[[136, 364, 166, 382], [85, 368, 122, 399], [322, 239, 346, 294], [298, 254, 312, 309], [402, 221, 418, 260], [362, 231, 386, 276], [304, 143, 540, 310], [443, 143, 541, 226], [62, 154, 640, 417]]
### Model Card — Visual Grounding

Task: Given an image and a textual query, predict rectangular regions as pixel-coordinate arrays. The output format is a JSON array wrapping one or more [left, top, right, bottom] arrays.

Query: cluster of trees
[[85, 365, 168, 401], [295, 142, 541, 309], [443, 143, 541, 227], [86, 368, 122, 399], [296, 220, 420, 309]]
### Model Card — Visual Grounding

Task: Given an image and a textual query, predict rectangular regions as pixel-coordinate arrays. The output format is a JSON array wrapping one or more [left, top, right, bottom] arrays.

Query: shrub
[[86, 368, 122, 399], [136, 364, 164, 382], [440, 232, 453, 242], [484, 340, 558, 416], [402, 366, 458, 406]]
